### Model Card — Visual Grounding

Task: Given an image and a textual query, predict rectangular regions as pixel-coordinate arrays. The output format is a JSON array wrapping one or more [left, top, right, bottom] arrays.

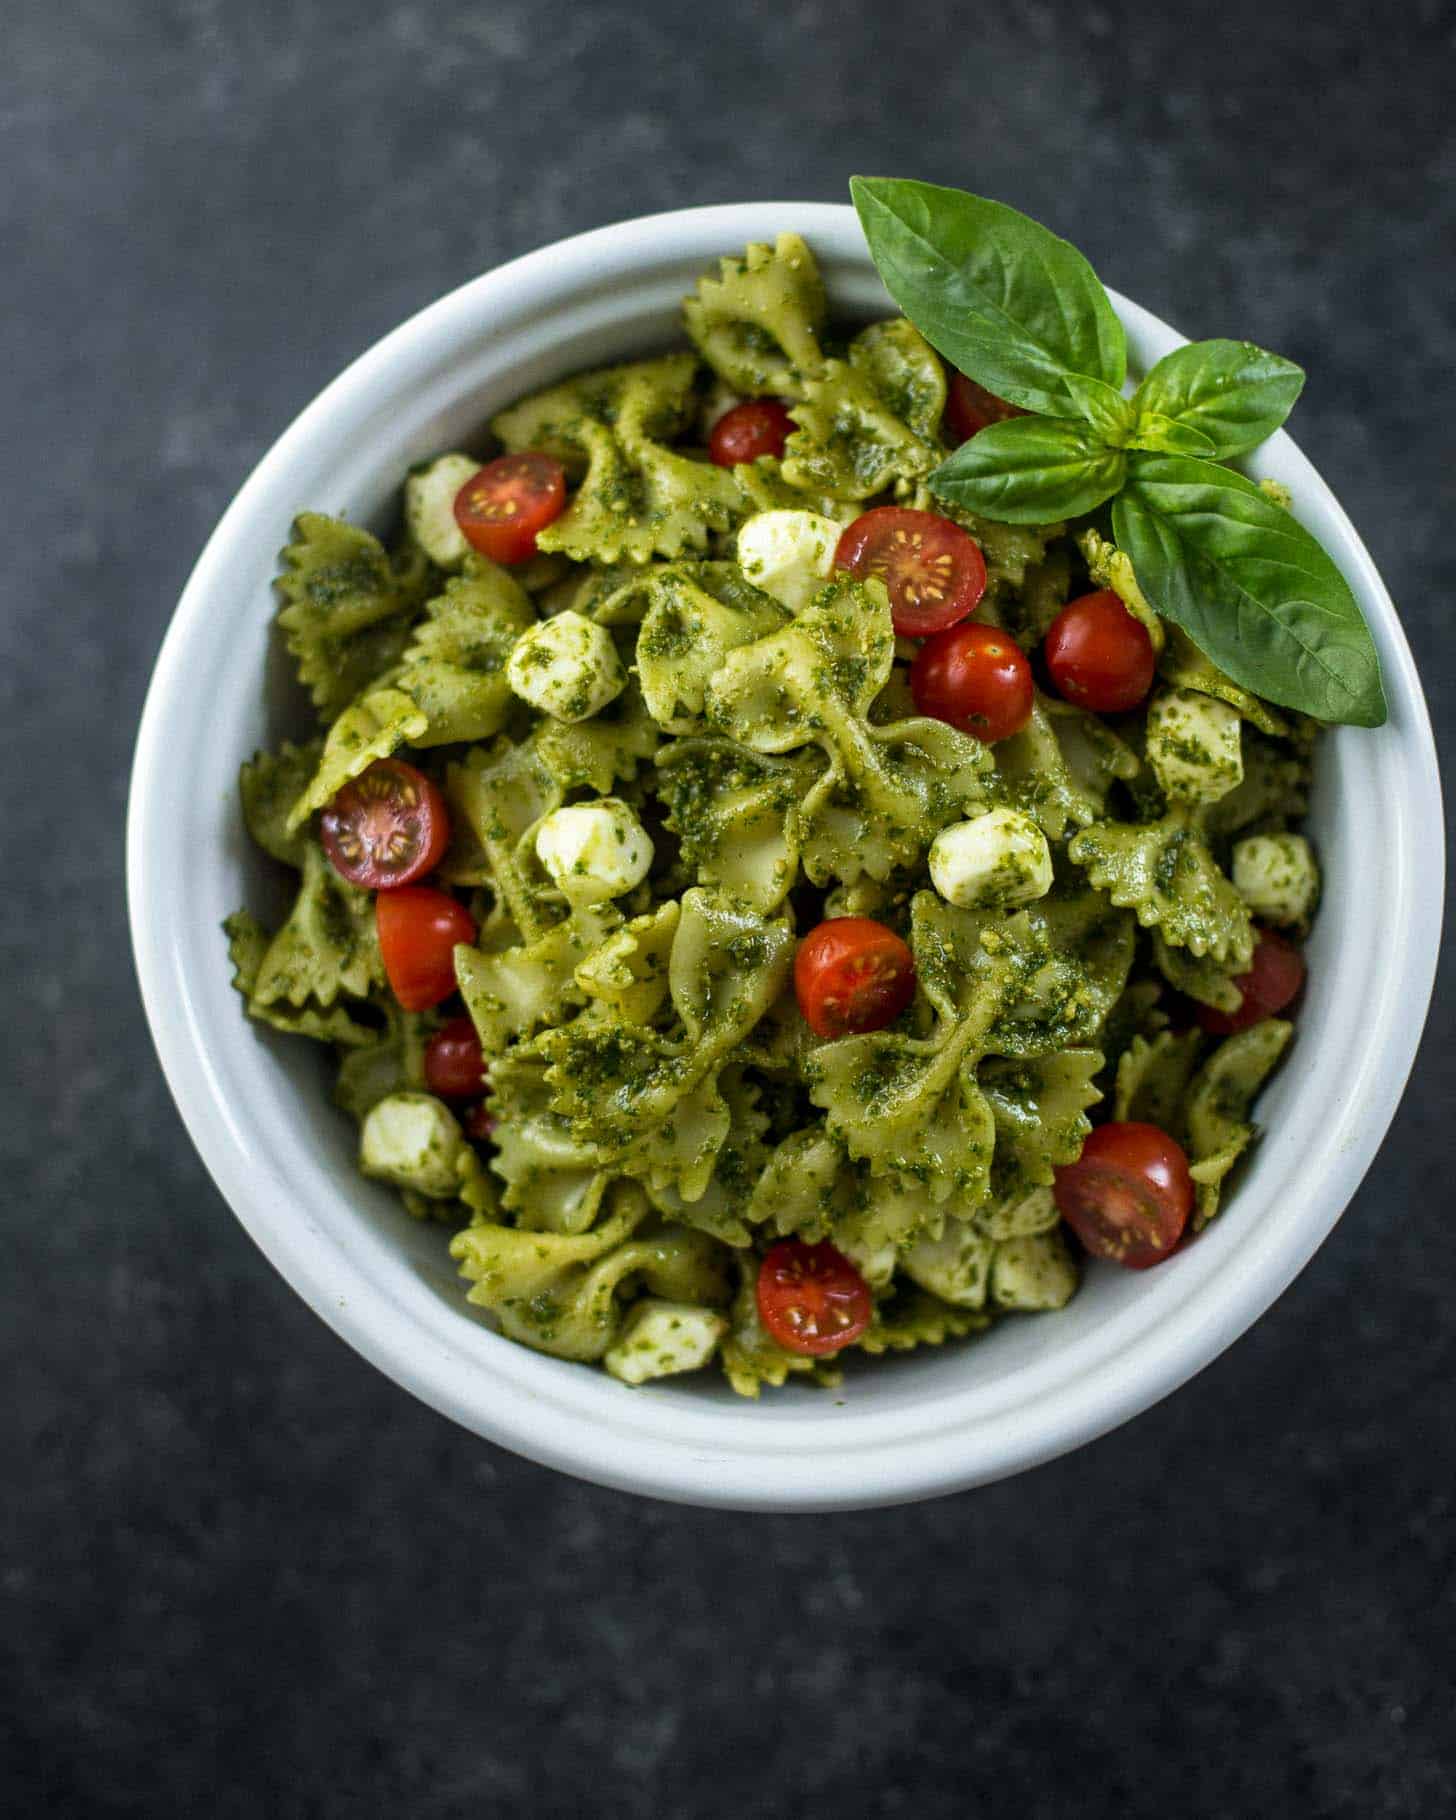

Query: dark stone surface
[[4, 1, 1452, 1813]]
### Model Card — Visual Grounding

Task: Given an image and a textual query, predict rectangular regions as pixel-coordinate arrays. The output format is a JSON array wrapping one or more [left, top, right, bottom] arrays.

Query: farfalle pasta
[[226, 229, 1320, 1394]]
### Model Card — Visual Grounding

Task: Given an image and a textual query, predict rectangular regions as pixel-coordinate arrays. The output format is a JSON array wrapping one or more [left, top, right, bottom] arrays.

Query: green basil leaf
[[851, 175, 1126, 419], [1130, 340, 1305, 459], [1062, 374, 1138, 446], [1114, 454, 1385, 726], [1129, 412, 1217, 457], [930, 417, 1126, 524]]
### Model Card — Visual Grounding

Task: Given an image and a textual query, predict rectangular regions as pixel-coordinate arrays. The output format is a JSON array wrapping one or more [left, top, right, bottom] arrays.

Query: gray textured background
[[5, 1, 1454, 1814]]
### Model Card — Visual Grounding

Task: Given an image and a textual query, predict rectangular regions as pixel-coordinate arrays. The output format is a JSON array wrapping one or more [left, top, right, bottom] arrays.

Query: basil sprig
[[851, 175, 1386, 727]]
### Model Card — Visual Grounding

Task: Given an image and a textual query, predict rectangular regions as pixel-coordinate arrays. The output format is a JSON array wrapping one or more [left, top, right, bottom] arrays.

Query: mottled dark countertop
[[5, 2, 1453, 1814]]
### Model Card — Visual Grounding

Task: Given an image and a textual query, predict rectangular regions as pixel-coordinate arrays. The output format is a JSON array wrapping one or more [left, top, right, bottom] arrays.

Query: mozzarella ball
[[404, 452, 481, 569], [359, 1092, 468, 1199], [603, 1301, 728, 1385], [506, 610, 627, 722], [1232, 832, 1319, 926], [535, 798, 655, 902], [1146, 687, 1244, 803], [735, 509, 842, 613], [928, 808, 1053, 910]]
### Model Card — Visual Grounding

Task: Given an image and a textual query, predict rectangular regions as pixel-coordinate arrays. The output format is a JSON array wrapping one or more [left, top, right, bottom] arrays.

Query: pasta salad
[[225, 184, 1366, 1395]]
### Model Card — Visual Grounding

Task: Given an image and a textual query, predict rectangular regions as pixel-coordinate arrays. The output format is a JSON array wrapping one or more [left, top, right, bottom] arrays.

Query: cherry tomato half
[[320, 758, 450, 890], [424, 1015, 486, 1099], [1198, 928, 1306, 1035], [757, 1240, 873, 1355], [944, 371, 1025, 443], [376, 886, 477, 1012], [1054, 1121, 1194, 1270], [795, 918, 916, 1040], [708, 399, 794, 466], [1043, 589, 1156, 714], [910, 621, 1034, 743], [454, 453, 567, 564], [834, 506, 987, 638]]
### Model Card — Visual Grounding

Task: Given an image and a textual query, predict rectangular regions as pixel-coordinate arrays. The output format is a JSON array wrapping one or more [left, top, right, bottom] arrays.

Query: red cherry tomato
[[376, 886, 476, 1012], [1043, 589, 1156, 713], [1198, 928, 1306, 1035], [834, 506, 987, 638], [320, 758, 450, 890], [910, 621, 1034, 743], [708, 399, 794, 466], [1054, 1121, 1194, 1269], [757, 1240, 874, 1355], [464, 1101, 498, 1144], [423, 1016, 486, 1099], [795, 918, 916, 1040], [944, 371, 1025, 443], [454, 453, 567, 564]]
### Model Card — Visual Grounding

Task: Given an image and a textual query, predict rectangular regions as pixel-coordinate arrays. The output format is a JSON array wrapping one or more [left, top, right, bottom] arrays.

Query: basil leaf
[[930, 417, 1126, 524], [1129, 412, 1217, 457], [852, 175, 1127, 419], [1130, 341, 1305, 459], [1062, 374, 1138, 446], [1114, 455, 1386, 726]]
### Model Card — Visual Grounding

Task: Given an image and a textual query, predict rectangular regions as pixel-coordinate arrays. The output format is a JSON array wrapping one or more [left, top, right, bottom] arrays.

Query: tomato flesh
[[944, 371, 1025, 443], [910, 621, 1034, 743], [795, 918, 916, 1040], [1043, 590, 1156, 713], [1198, 928, 1306, 1035], [424, 1015, 486, 1099], [454, 453, 567, 564], [708, 399, 794, 466], [757, 1240, 873, 1355], [320, 758, 450, 890], [376, 886, 477, 1012], [1054, 1121, 1194, 1269], [834, 506, 987, 637]]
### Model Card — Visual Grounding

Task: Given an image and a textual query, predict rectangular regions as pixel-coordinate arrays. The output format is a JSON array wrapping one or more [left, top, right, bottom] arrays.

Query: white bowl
[[128, 203, 1444, 1511]]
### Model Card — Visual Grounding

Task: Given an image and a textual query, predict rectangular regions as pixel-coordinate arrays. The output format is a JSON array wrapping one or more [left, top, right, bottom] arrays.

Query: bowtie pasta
[[227, 232, 1316, 1396]]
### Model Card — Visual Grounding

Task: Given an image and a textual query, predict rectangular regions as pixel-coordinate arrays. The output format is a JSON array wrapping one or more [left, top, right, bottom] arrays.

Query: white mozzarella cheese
[[535, 798, 655, 903], [404, 452, 482, 569], [505, 609, 627, 722], [735, 509, 842, 613], [928, 808, 1053, 910], [359, 1092, 468, 1199], [1232, 832, 1319, 925], [604, 1301, 728, 1385]]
